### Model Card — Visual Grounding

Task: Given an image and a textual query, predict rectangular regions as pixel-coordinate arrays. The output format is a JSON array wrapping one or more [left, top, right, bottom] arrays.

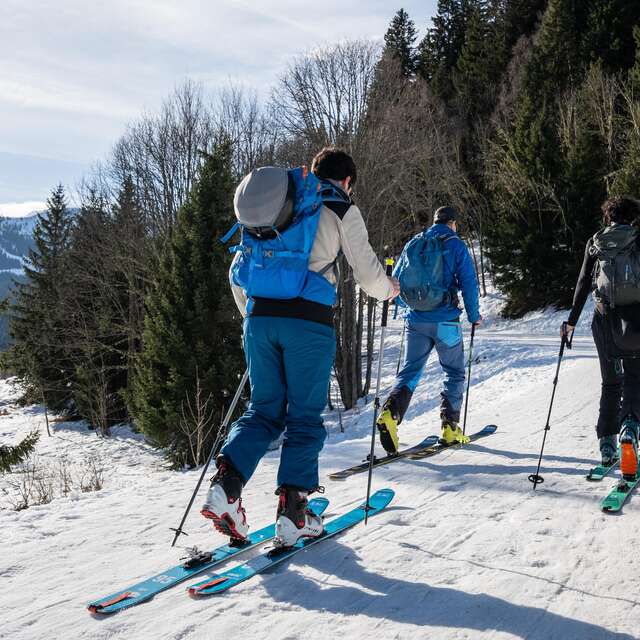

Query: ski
[[87, 497, 329, 614], [407, 424, 498, 460], [329, 436, 439, 480], [187, 488, 394, 597], [330, 425, 497, 480], [601, 475, 640, 512], [586, 459, 619, 481]]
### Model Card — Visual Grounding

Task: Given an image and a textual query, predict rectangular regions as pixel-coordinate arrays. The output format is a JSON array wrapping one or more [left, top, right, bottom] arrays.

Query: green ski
[[601, 475, 640, 512], [586, 459, 619, 481]]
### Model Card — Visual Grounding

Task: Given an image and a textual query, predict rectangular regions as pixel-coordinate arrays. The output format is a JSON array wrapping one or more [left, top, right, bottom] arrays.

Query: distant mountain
[[0, 213, 39, 349]]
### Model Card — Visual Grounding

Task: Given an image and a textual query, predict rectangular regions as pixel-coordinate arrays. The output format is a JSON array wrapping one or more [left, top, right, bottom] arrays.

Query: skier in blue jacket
[[377, 206, 482, 454]]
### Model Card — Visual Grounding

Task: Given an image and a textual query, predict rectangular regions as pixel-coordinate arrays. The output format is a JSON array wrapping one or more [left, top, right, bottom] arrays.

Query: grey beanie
[[234, 167, 289, 228], [434, 206, 458, 224]]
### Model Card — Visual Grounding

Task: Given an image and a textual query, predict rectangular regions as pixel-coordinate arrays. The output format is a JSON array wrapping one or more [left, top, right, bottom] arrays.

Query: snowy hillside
[[0, 213, 39, 347], [2, 294, 639, 640]]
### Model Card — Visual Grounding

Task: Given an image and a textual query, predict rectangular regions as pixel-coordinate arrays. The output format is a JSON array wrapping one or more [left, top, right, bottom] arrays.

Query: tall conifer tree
[[9, 185, 74, 408], [383, 9, 418, 77], [131, 143, 244, 467]]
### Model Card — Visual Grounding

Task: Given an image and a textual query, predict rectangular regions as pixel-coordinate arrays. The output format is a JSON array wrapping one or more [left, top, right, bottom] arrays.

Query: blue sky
[[0, 1, 436, 211]]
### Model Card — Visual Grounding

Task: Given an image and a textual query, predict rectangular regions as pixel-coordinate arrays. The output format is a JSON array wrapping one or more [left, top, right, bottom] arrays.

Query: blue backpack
[[396, 232, 454, 311], [225, 167, 342, 306]]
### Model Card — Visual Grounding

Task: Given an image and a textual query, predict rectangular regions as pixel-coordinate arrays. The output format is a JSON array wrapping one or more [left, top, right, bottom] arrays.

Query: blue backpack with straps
[[224, 167, 346, 306], [396, 231, 454, 311]]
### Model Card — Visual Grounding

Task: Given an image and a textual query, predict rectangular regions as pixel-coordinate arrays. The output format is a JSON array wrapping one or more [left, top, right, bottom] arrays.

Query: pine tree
[[65, 188, 126, 432], [383, 8, 418, 77], [416, 0, 476, 101], [486, 0, 607, 315], [582, 0, 640, 73], [0, 431, 39, 474], [130, 143, 244, 467], [454, 4, 508, 123], [8, 185, 74, 408], [503, 0, 548, 51]]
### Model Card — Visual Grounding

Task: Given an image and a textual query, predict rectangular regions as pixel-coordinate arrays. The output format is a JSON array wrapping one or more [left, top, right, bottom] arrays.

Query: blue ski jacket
[[395, 223, 480, 324]]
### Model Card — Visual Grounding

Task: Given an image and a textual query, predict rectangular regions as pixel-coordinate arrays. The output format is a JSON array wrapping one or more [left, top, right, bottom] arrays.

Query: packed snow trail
[[2, 297, 640, 639]]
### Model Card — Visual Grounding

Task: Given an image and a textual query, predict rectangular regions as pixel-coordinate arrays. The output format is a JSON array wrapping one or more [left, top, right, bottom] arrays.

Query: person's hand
[[561, 322, 575, 338], [388, 276, 400, 300], [473, 316, 483, 328]]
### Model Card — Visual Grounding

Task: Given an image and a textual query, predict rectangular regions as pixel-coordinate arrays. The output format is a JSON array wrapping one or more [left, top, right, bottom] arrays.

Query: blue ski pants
[[388, 320, 465, 423], [221, 316, 335, 490]]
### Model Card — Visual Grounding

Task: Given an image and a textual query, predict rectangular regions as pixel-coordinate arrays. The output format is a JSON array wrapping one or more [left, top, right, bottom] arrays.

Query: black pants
[[592, 310, 640, 438]]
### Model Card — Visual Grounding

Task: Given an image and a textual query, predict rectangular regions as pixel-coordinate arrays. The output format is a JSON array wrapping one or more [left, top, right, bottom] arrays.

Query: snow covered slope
[[2, 295, 639, 640]]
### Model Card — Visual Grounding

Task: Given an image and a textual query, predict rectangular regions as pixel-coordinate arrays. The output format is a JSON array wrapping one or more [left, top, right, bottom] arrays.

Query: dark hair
[[602, 196, 640, 226], [311, 147, 357, 187]]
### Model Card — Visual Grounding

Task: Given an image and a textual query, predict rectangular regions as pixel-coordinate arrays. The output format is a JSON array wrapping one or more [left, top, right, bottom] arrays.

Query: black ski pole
[[170, 369, 249, 546], [528, 322, 573, 489], [365, 257, 394, 525], [462, 323, 476, 436]]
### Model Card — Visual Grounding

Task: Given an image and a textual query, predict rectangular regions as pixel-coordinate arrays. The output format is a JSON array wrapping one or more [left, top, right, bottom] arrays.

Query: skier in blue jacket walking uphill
[[202, 148, 399, 548], [376, 206, 481, 454]]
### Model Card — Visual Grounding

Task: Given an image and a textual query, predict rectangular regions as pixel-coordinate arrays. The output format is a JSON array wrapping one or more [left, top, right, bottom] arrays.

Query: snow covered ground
[[2, 293, 640, 640]]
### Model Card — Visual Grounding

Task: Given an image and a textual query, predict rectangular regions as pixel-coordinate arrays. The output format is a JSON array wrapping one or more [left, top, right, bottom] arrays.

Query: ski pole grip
[[381, 258, 394, 328]]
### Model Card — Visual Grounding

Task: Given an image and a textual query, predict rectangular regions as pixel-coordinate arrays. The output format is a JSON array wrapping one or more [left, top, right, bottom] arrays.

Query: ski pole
[[462, 323, 476, 436], [170, 369, 249, 546], [365, 257, 394, 525], [528, 323, 573, 489]]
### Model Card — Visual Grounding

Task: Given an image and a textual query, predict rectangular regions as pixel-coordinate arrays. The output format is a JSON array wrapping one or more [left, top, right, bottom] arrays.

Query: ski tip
[[366, 488, 395, 511], [483, 424, 498, 434]]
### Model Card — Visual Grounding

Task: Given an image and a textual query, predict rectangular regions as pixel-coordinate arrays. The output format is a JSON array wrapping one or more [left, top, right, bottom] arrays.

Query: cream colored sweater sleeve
[[337, 204, 395, 301]]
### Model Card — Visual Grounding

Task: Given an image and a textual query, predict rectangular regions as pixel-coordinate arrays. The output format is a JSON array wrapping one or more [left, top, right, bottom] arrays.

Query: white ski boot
[[201, 456, 249, 542], [273, 486, 324, 549]]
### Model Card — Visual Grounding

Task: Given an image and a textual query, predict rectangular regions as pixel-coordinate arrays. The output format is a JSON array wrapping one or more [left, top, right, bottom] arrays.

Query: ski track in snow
[[2, 293, 640, 639]]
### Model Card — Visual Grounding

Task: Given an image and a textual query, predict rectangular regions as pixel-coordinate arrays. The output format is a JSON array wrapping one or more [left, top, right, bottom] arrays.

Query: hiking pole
[[170, 368, 249, 546], [365, 257, 394, 525], [528, 322, 573, 489], [462, 323, 476, 436]]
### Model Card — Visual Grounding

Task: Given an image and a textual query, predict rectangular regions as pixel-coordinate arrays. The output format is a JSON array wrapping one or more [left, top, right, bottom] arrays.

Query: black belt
[[250, 297, 334, 327]]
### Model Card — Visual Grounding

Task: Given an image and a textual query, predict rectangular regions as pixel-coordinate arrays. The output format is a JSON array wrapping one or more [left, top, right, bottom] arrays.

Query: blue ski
[[87, 497, 329, 614], [187, 488, 395, 596]]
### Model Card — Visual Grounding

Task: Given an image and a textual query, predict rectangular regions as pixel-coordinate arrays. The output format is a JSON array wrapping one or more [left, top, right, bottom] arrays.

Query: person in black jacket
[[563, 196, 640, 474]]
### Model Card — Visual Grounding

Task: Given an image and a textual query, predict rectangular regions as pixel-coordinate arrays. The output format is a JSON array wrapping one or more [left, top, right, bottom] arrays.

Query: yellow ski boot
[[377, 407, 399, 455], [440, 421, 470, 445]]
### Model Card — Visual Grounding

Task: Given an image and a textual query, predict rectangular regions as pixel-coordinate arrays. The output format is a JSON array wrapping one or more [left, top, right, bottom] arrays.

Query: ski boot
[[440, 420, 470, 445], [376, 401, 399, 455], [599, 434, 618, 467], [619, 418, 639, 481], [201, 455, 249, 542], [273, 486, 324, 549]]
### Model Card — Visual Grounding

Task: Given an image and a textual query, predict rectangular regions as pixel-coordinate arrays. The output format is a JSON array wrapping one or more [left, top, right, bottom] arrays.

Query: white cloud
[[0, 0, 437, 200]]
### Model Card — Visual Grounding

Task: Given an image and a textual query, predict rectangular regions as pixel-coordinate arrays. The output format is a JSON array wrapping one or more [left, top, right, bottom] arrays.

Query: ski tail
[[87, 497, 329, 614]]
